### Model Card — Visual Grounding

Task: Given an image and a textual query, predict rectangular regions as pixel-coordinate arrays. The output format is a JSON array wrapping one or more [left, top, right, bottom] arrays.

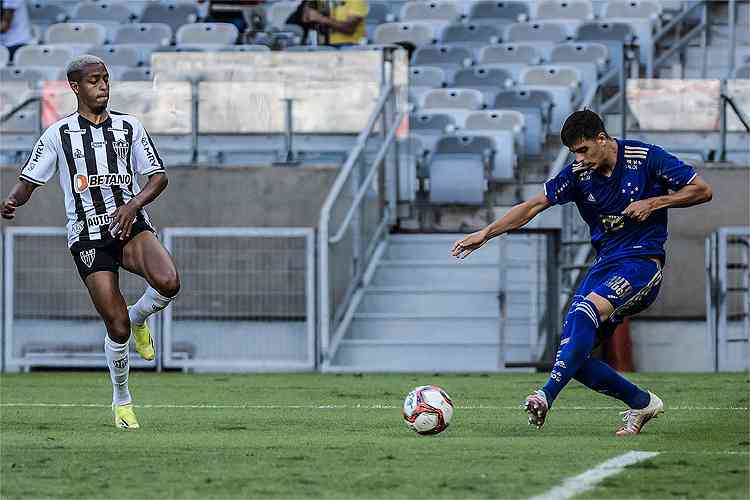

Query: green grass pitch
[[1, 372, 748, 499]]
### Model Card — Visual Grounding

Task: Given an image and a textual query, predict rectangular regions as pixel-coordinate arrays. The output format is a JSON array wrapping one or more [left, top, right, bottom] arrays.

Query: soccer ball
[[402, 385, 454, 435]]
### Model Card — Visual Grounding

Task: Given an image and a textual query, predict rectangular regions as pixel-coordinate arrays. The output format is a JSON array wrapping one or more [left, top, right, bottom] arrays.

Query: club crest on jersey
[[74, 173, 133, 193], [113, 139, 129, 161], [71, 220, 85, 235], [80, 249, 96, 268]]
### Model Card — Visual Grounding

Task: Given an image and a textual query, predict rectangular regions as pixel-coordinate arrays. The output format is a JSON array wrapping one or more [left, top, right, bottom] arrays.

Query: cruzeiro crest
[[80, 249, 96, 268], [113, 139, 129, 161]]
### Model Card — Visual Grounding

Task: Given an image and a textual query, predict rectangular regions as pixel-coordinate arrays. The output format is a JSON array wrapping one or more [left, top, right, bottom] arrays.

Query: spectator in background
[[302, 0, 368, 47], [197, 0, 267, 35], [0, 0, 32, 60]]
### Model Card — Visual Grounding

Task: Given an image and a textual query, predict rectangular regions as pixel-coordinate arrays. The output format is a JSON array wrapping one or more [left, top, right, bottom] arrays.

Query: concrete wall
[[642, 166, 750, 318], [0, 165, 339, 229]]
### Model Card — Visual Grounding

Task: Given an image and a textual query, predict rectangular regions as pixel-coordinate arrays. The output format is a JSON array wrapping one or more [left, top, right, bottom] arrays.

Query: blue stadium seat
[[452, 66, 514, 104], [373, 22, 435, 49], [87, 45, 143, 68], [410, 112, 457, 154], [113, 23, 173, 46], [45, 22, 107, 45], [73, 1, 134, 24], [411, 45, 474, 81], [478, 43, 543, 80], [468, 1, 530, 27], [428, 135, 492, 205], [493, 89, 554, 155], [140, 2, 199, 33]]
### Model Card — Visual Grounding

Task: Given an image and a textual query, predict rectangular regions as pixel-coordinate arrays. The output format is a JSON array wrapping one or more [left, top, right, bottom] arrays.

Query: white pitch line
[[528, 451, 660, 500], [0, 403, 747, 410]]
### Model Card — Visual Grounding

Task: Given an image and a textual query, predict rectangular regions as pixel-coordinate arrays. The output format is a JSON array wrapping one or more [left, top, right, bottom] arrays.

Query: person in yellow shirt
[[303, 0, 369, 46]]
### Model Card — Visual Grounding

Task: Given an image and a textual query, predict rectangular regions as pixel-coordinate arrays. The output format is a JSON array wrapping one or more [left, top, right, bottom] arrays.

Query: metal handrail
[[722, 93, 750, 132], [0, 96, 39, 124], [719, 78, 750, 161], [319, 48, 400, 363], [648, 0, 709, 78]]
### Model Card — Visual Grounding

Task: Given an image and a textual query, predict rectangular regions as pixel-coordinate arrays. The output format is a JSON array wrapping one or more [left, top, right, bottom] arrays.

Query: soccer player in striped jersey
[[452, 110, 713, 435], [1, 55, 180, 430]]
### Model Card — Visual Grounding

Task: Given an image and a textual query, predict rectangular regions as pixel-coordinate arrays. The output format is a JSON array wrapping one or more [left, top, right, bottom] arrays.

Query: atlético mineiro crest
[[80, 249, 96, 268], [113, 139, 128, 161]]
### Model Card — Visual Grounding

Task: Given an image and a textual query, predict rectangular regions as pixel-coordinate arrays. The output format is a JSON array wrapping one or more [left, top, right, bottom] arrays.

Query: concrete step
[[386, 235, 499, 262], [348, 315, 500, 342], [330, 339, 503, 372], [371, 260, 500, 288], [359, 287, 500, 314]]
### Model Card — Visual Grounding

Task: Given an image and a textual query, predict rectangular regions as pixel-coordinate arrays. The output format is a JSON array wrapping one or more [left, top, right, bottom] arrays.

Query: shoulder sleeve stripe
[[19, 174, 45, 186]]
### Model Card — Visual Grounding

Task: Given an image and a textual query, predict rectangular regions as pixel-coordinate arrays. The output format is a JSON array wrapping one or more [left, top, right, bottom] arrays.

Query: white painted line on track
[[0, 403, 747, 410], [528, 451, 660, 500]]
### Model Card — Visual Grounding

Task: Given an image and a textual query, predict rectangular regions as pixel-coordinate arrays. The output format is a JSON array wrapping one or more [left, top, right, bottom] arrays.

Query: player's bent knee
[[156, 273, 180, 298]]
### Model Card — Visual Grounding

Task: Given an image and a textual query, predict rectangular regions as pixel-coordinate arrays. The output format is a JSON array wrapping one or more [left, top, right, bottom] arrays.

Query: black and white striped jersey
[[19, 111, 166, 247]]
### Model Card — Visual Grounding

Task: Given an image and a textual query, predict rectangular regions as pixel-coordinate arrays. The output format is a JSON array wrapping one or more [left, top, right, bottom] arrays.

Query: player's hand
[[452, 229, 489, 259], [1, 198, 17, 220], [109, 200, 141, 240], [622, 199, 656, 222]]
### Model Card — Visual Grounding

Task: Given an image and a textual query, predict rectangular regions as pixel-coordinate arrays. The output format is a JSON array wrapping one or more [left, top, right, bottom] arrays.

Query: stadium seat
[[87, 45, 143, 68], [493, 89, 553, 155], [456, 129, 516, 180], [268, 1, 299, 30], [464, 109, 525, 148], [140, 2, 200, 33], [0, 66, 60, 82], [428, 135, 492, 205], [28, 3, 69, 28], [411, 45, 474, 82], [73, 1, 134, 24], [535, 0, 595, 21], [176, 23, 239, 45], [423, 88, 484, 111], [113, 23, 172, 46], [285, 45, 338, 52], [410, 112, 458, 153], [0, 46, 8, 68], [452, 66, 514, 104], [366, 2, 394, 40], [440, 23, 501, 52], [410, 66, 447, 88], [13, 45, 75, 68], [603, 0, 662, 67], [399, 0, 462, 32], [45, 22, 107, 45], [575, 21, 635, 70], [519, 65, 582, 132], [120, 67, 153, 81], [550, 42, 609, 97], [505, 21, 574, 44], [373, 22, 435, 49], [468, 1, 530, 27], [478, 43, 543, 80], [734, 64, 750, 79]]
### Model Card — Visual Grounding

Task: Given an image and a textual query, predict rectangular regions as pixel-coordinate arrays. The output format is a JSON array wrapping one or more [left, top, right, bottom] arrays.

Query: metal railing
[[318, 47, 404, 367], [719, 81, 750, 161], [706, 227, 750, 372], [649, 0, 710, 78]]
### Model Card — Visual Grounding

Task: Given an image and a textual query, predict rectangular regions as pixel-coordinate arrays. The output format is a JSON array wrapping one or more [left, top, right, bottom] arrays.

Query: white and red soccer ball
[[402, 385, 454, 435]]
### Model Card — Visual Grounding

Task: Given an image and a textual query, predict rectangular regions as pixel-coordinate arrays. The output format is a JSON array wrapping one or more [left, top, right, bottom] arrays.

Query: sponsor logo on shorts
[[605, 275, 633, 298], [80, 248, 96, 268], [74, 173, 133, 193]]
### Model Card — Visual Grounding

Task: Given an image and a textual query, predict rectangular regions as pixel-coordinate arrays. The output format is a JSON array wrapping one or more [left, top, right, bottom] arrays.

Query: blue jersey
[[544, 139, 697, 264]]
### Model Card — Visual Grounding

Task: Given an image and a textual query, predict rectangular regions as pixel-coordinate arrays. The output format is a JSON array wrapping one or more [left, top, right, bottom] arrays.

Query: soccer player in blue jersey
[[452, 110, 712, 435]]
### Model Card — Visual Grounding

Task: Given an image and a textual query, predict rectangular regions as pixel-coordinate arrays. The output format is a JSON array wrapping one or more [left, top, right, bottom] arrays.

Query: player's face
[[71, 63, 110, 113], [570, 133, 608, 170]]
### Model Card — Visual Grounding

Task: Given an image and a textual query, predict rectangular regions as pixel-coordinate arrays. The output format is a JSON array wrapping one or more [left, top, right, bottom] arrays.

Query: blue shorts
[[569, 256, 663, 337]]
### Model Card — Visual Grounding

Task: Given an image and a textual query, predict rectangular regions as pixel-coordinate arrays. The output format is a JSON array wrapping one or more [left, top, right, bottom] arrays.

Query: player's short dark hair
[[560, 109, 609, 148]]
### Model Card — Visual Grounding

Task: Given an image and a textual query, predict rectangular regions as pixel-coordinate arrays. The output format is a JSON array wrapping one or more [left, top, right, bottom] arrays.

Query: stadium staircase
[[325, 234, 544, 372]]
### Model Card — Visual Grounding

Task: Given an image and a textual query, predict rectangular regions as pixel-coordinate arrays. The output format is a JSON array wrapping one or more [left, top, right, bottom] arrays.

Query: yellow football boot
[[130, 314, 155, 361], [113, 403, 140, 430]]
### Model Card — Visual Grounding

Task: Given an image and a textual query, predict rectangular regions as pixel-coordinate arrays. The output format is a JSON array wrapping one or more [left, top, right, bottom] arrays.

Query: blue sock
[[574, 357, 651, 409], [542, 299, 600, 407]]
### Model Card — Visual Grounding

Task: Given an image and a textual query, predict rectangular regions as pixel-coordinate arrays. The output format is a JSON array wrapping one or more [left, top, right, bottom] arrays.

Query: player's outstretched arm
[[452, 193, 552, 259], [1, 180, 39, 220], [110, 173, 168, 240], [622, 175, 713, 222]]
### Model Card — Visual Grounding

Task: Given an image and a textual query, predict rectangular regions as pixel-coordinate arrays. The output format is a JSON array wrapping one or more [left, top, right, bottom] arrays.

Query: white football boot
[[616, 391, 664, 436]]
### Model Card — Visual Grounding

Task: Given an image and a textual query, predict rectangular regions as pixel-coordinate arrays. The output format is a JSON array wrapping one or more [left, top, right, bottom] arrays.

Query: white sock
[[104, 335, 131, 406], [128, 286, 174, 326]]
